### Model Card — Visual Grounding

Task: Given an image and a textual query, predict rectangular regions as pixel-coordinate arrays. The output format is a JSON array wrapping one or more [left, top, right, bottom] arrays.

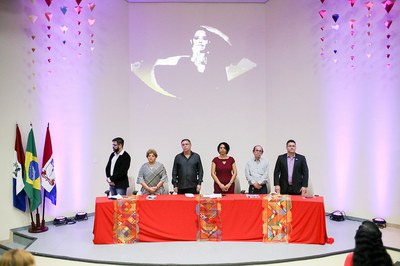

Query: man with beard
[[105, 137, 131, 196], [274, 139, 309, 196]]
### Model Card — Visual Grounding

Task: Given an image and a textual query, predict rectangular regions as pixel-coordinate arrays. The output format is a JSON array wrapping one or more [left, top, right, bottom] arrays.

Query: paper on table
[[108, 194, 123, 200], [202, 194, 222, 198], [246, 194, 260, 198]]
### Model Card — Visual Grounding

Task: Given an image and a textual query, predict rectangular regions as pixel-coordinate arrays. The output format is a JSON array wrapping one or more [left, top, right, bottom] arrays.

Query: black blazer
[[105, 151, 131, 189], [273, 153, 309, 195]]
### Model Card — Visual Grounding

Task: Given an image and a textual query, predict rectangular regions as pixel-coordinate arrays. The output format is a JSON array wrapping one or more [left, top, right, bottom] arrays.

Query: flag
[[41, 124, 57, 205], [24, 126, 42, 212], [13, 124, 26, 212]]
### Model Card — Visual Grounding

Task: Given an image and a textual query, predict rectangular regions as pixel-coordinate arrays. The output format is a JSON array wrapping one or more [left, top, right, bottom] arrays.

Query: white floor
[[10, 216, 400, 265]]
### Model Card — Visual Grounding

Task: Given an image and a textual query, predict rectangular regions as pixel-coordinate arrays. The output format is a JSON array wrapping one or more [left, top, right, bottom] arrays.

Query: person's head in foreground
[[352, 220, 392, 266], [0, 249, 35, 266]]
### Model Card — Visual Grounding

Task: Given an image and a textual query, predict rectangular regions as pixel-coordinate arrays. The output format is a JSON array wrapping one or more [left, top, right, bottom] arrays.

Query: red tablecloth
[[93, 194, 329, 244]]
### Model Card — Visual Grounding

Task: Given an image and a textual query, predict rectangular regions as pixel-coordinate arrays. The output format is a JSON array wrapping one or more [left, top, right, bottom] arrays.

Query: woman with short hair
[[211, 142, 237, 194], [137, 149, 168, 195]]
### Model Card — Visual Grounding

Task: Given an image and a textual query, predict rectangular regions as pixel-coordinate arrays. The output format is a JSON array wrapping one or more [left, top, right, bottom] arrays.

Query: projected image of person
[[190, 29, 210, 74], [131, 25, 256, 99], [137, 149, 168, 195], [151, 28, 217, 99], [211, 142, 237, 194]]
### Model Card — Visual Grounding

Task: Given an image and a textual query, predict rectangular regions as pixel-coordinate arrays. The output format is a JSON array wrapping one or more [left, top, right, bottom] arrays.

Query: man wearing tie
[[273, 139, 309, 196]]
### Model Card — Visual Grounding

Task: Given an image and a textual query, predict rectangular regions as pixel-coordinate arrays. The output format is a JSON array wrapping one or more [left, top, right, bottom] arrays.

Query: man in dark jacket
[[105, 137, 131, 196], [274, 139, 309, 196]]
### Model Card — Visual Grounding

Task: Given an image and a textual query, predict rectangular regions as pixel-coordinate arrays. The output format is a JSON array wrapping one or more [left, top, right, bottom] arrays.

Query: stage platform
[[1, 215, 400, 265]]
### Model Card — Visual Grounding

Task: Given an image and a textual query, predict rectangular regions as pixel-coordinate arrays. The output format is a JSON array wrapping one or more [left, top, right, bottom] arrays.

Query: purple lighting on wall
[[319, 0, 399, 219], [369, 84, 397, 217], [325, 94, 355, 209], [24, 0, 97, 215]]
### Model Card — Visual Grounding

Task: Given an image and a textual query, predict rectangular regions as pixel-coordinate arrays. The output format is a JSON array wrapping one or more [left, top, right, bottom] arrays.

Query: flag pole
[[28, 123, 48, 233], [25, 123, 47, 233], [27, 198, 36, 232], [41, 124, 49, 227], [41, 123, 49, 228], [28, 208, 47, 233], [35, 208, 40, 228], [41, 190, 47, 228], [26, 123, 36, 232], [36, 123, 49, 232]]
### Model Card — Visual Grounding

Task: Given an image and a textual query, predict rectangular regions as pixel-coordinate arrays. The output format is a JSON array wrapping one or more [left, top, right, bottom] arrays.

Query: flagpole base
[[28, 225, 48, 233]]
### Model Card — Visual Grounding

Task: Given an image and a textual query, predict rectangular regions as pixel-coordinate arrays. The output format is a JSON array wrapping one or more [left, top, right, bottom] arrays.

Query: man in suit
[[105, 137, 131, 196], [273, 139, 309, 196]]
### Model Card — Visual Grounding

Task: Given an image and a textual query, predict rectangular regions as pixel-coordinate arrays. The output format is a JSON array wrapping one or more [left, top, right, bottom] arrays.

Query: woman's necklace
[[219, 155, 228, 164]]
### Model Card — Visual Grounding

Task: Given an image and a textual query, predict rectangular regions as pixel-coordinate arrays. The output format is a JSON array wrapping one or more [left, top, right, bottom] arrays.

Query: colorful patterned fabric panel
[[262, 195, 292, 242], [113, 195, 139, 244], [196, 196, 222, 241]]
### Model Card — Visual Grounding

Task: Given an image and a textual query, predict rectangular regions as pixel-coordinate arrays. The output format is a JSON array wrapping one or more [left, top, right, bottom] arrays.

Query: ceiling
[[126, 0, 269, 3]]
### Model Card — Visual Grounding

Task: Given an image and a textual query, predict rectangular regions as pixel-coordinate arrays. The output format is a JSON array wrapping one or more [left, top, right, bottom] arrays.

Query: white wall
[[0, 0, 130, 240], [128, 3, 268, 195], [0, 0, 399, 242], [128, 0, 400, 225]]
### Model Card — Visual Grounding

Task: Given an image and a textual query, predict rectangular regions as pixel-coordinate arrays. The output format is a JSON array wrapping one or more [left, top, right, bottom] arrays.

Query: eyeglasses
[[254, 149, 263, 152]]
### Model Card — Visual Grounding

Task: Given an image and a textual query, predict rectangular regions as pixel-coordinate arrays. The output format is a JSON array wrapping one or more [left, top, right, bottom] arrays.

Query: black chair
[[105, 189, 138, 196]]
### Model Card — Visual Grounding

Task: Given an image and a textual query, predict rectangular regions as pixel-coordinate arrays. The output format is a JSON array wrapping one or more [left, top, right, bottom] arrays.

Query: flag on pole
[[13, 124, 26, 212], [41, 124, 57, 205], [24, 126, 42, 212]]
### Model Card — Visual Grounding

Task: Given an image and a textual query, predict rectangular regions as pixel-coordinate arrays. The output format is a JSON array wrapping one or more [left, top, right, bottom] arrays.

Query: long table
[[93, 194, 330, 244]]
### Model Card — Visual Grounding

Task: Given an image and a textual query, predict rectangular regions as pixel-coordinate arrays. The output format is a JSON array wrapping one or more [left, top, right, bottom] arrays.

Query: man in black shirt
[[172, 139, 204, 194]]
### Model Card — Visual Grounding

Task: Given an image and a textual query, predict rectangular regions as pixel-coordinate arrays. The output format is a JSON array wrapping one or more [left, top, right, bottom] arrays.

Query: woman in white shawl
[[137, 149, 168, 195]]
